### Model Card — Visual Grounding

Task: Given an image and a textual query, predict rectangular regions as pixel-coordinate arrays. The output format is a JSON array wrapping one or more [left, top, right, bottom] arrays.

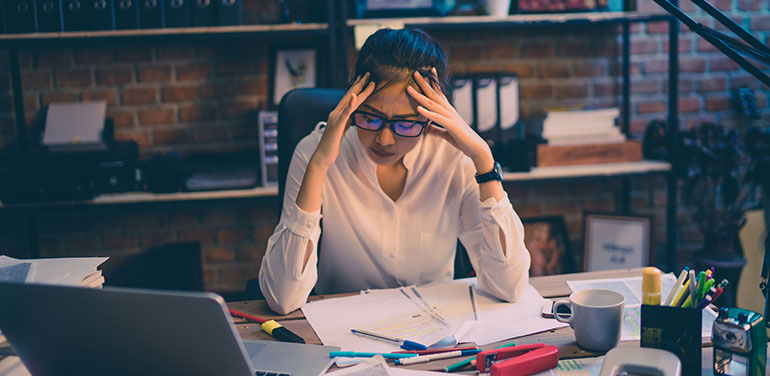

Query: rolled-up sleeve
[[259, 131, 323, 315], [458, 161, 531, 303]]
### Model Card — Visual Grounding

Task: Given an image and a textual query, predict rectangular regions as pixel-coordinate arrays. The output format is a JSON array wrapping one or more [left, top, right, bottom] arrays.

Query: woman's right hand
[[310, 72, 375, 169]]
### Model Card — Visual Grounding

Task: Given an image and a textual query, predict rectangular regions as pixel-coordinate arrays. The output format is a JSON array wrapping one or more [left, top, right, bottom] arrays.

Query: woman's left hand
[[406, 70, 494, 171]]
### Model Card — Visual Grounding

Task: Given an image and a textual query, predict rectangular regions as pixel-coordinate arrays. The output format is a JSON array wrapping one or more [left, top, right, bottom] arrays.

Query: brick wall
[[1, 1, 768, 295]]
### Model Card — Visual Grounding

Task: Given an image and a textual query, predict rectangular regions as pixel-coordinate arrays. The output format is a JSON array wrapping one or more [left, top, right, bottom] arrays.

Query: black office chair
[[246, 88, 474, 300]]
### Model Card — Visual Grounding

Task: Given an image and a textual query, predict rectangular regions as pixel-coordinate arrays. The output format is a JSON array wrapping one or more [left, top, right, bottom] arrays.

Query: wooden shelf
[[347, 11, 672, 29], [0, 186, 278, 209], [0, 23, 329, 45], [503, 160, 671, 181]]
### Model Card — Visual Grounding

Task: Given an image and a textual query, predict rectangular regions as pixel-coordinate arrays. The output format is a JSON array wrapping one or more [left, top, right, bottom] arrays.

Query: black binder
[[190, 0, 214, 26], [5, 0, 38, 33], [164, 0, 190, 27], [114, 0, 139, 29], [87, 0, 115, 30], [216, 0, 241, 26], [61, 0, 88, 31], [139, 0, 164, 28], [473, 75, 502, 162], [36, 0, 62, 32]]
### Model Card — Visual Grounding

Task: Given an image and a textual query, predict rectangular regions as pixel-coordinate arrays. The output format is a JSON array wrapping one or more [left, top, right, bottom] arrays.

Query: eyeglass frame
[[351, 110, 431, 138]]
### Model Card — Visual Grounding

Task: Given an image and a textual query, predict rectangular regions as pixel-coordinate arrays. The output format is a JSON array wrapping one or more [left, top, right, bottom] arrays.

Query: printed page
[[533, 357, 604, 376]]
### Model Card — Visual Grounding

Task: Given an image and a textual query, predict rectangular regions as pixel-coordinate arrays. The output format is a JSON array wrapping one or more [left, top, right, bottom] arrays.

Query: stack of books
[[0, 256, 108, 288], [542, 108, 625, 146]]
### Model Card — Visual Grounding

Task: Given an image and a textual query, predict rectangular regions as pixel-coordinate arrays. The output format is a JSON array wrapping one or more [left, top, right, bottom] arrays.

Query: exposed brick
[[36, 49, 73, 68], [539, 63, 570, 79], [467, 63, 500, 73], [679, 97, 702, 113], [705, 95, 732, 111], [450, 45, 483, 62], [82, 89, 118, 105], [230, 123, 259, 140], [199, 82, 241, 99], [643, 59, 669, 74], [253, 224, 275, 241], [216, 60, 257, 76], [162, 85, 198, 102], [137, 65, 172, 83], [103, 233, 139, 249], [193, 126, 230, 142], [237, 244, 266, 262], [638, 100, 666, 114], [486, 43, 519, 59], [152, 127, 188, 144], [55, 69, 93, 87], [219, 99, 258, 119], [679, 57, 706, 72], [630, 80, 659, 94], [178, 229, 215, 245], [115, 129, 151, 147], [21, 71, 52, 90], [710, 57, 739, 71], [646, 21, 669, 34], [115, 46, 153, 63], [750, 15, 770, 31], [731, 74, 761, 89], [593, 80, 615, 97], [631, 39, 659, 55], [664, 37, 695, 53], [74, 48, 114, 65], [179, 104, 217, 122], [156, 44, 195, 60], [107, 110, 135, 128], [711, 0, 733, 11], [139, 107, 176, 126], [141, 230, 177, 248], [558, 41, 593, 57], [521, 43, 555, 58], [239, 77, 268, 96], [556, 83, 589, 99], [547, 200, 579, 214], [176, 62, 213, 81], [217, 227, 252, 244], [573, 62, 606, 77], [121, 87, 158, 105], [520, 82, 553, 99], [215, 263, 258, 286], [697, 39, 719, 52], [698, 77, 727, 92], [96, 67, 134, 85], [202, 246, 236, 263], [41, 92, 80, 105], [737, 0, 761, 10]]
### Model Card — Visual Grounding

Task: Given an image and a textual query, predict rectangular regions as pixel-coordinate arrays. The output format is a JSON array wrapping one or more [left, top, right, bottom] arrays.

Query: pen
[[444, 342, 516, 372], [228, 309, 305, 344], [694, 271, 707, 302], [395, 349, 481, 365], [329, 351, 418, 359], [393, 346, 478, 355], [350, 329, 427, 350], [710, 287, 724, 305], [671, 277, 690, 307], [700, 278, 715, 302], [684, 269, 697, 308], [663, 267, 689, 306]]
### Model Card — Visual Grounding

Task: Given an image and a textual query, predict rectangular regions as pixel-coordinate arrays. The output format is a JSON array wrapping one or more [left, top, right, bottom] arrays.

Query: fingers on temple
[[417, 105, 451, 127], [407, 86, 451, 118]]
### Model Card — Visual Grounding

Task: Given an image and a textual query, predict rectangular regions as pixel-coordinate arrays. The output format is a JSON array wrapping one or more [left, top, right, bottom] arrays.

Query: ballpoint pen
[[395, 349, 481, 365], [350, 329, 427, 350], [663, 267, 689, 306], [329, 351, 418, 359]]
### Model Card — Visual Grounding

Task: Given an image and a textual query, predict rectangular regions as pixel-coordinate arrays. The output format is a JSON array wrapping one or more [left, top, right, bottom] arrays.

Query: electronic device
[[599, 347, 681, 376], [541, 299, 572, 319], [0, 282, 340, 376], [712, 307, 767, 376]]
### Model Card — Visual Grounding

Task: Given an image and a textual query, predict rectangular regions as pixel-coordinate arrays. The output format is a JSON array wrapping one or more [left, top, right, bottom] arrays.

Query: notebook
[[0, 283, 338, 376]]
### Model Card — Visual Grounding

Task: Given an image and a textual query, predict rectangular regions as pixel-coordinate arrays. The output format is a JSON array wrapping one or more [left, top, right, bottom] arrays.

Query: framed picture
[[271, 48, 317, 106], [522, 216, 575, 276], [583, 213, 652, 272]]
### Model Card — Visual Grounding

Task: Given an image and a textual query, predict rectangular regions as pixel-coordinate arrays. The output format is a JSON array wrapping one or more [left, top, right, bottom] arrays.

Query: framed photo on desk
[[583, 212, 652, 271], [522, 216, 575, 276]]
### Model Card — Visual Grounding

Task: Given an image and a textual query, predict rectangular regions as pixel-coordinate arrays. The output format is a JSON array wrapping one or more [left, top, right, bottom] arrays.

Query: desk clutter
[[0, 255, 107, 288], [1, 0, 244, 33]]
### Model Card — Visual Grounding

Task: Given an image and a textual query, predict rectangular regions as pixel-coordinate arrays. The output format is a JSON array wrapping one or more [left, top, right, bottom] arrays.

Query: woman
[[259, 28, 531, 314]]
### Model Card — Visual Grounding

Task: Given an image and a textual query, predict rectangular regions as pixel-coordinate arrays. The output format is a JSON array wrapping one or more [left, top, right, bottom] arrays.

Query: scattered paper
[[0, 256, 108, 286], [0, 357, 30, 376], [533, 356, 604, 376], [567, 275, 718, 340], [327, 355, 392, 376]]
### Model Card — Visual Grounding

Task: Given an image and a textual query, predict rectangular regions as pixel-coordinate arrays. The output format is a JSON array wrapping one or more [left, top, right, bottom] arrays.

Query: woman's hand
[[406, 70, 494, 172], [311, 73, 375, 169]]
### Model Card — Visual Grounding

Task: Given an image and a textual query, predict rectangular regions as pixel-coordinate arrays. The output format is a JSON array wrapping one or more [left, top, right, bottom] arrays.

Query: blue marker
[[329, 351, 418, 359], [350, 329, 427, 350]]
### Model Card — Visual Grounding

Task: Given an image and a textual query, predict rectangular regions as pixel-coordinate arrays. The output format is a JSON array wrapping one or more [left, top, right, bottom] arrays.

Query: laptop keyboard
[[255, 371, 291, 376]]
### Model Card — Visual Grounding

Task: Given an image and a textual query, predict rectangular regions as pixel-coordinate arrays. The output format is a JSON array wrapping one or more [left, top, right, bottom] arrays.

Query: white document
[[43, 101, 106, 146], [452, 78, 474, 127], [499, 75, 519, 130], [566, 275, 718, 340], [533, 356, 604, 376], [475, 77, 497, 132], [0, 256, 108, 286], [302, 279, 567, 352]]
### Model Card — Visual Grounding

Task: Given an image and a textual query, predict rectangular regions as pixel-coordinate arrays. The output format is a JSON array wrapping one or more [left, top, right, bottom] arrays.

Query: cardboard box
[[536, 141, 642, 167]]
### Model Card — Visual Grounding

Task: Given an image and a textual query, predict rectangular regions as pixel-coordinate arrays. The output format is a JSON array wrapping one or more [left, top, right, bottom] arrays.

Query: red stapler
[[476, 343, 559, 376]]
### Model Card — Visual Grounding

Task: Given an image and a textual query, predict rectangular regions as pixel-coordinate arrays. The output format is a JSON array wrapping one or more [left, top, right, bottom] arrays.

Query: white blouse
[[259, 123, 531, 314]]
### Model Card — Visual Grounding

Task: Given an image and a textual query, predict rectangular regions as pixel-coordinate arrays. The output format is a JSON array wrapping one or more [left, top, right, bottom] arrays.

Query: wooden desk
[[227, 268, 729, 374]]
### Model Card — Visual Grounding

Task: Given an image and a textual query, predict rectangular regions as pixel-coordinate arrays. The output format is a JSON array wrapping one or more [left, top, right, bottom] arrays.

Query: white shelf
[[503, 160, 671, 181]]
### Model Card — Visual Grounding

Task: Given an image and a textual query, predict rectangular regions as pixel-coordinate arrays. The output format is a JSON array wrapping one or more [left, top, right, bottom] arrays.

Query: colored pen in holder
[[640, 305, 702, 376]]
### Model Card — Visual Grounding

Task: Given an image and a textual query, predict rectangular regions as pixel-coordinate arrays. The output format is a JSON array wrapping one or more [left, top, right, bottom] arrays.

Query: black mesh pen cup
[[640, 304, 702, 376]]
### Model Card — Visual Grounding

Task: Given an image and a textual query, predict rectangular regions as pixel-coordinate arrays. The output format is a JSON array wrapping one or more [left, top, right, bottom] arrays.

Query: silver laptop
[[0, 283, 339, 376]]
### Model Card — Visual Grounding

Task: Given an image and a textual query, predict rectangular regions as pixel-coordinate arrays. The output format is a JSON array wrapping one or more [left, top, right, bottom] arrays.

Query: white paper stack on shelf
[[0, 255, 108, 288], [542, 108, 625, 146]]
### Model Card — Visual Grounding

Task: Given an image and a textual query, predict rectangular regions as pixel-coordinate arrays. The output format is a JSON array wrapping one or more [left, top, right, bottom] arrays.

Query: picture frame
[[270, 48, 317, 106], [583, 212, 652, 272], [522, 216, 575, 276]]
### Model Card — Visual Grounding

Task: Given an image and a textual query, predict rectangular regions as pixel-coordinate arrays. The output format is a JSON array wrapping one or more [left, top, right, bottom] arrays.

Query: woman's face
[[355, 82, 427, 166]]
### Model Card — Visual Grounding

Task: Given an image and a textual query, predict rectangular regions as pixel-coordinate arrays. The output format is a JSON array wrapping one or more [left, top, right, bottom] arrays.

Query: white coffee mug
[[553, 289, 625, 351]]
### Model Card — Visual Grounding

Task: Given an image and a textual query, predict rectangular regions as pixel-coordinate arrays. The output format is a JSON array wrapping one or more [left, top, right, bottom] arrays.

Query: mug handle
[[552, 299, 573, 325]]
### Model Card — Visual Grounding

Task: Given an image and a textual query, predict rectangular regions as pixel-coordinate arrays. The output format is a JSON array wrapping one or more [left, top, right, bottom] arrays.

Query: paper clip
[[476, 343, 559, 376]]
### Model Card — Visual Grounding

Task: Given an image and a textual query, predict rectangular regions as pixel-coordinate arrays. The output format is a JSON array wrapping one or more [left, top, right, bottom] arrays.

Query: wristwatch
[[475, 161, 503, 184]]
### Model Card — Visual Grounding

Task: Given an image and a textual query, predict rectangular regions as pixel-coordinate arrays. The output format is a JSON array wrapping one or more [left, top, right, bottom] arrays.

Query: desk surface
[[228, 268, 734, 374]]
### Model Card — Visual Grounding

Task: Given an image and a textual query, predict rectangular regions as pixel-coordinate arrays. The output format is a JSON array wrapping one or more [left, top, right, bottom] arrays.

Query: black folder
[[216, 0, 241, 26], [164, 0, 189, 27], [5, 0, 38, 33], [139, 0, 164, 29], [190, 0, 214, 26], [114, 0, 139, 29], [36, 0, 62, 32], [61, 0, 88, 31], [87, 0, 115, 30]]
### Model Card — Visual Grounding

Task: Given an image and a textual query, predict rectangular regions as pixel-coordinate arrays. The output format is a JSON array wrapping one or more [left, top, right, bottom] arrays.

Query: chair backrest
[[277, 88, 346, 203]]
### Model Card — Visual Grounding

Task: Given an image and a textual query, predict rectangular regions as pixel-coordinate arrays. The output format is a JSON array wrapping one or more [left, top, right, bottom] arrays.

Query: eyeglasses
[[352, 111, 430, 138]]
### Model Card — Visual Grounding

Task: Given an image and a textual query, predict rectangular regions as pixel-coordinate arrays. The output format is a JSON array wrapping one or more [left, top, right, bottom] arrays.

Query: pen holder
[[640, 305, 701, 376]]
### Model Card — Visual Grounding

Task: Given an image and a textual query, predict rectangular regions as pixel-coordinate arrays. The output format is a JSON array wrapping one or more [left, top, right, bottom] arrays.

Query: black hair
[[353, 28, 450, 99]]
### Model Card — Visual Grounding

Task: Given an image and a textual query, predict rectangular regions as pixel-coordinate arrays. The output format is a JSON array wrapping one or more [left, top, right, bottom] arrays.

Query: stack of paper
[[301, 279, 567, 352], [0, 256, 108, 288], [542, 108, 625, 146]]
